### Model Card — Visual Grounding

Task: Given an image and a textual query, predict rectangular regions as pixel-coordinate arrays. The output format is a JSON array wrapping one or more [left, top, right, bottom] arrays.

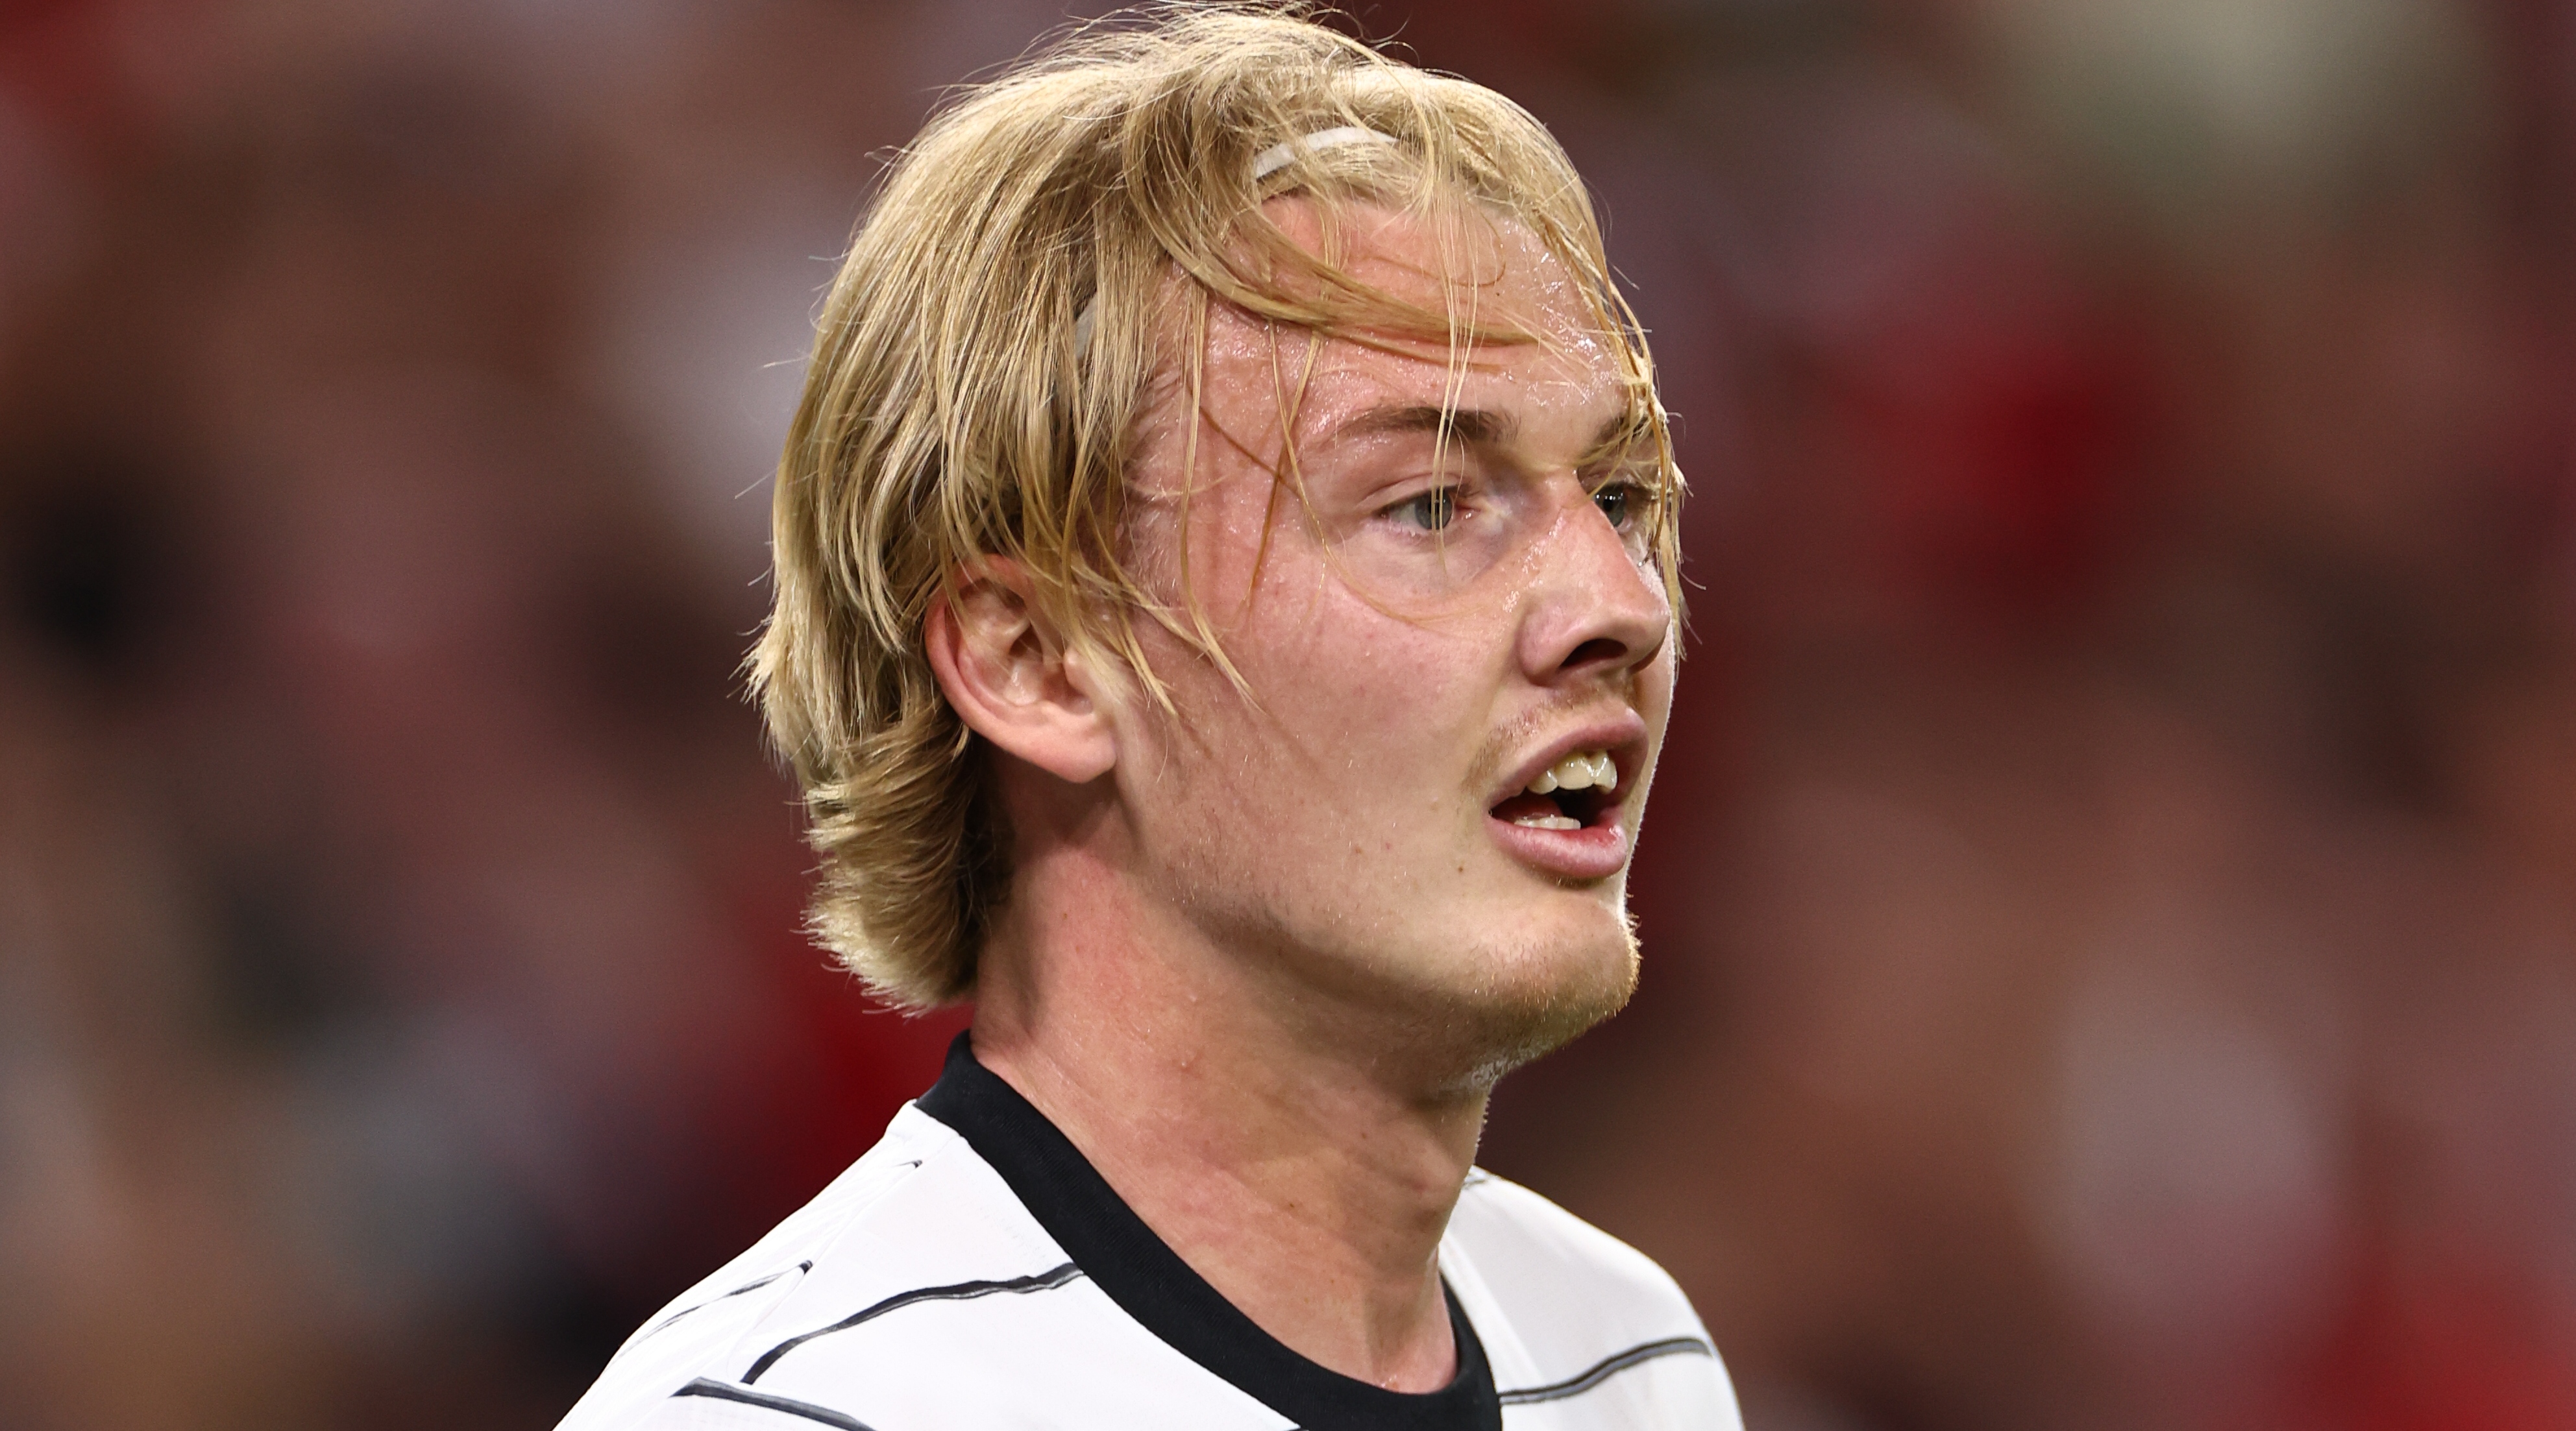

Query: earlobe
[[924, 561, 1119, 785]]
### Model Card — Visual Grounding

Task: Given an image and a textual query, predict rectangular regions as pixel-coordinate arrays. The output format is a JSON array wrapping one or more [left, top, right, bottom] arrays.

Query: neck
[[968, 838, 1486, 1393]]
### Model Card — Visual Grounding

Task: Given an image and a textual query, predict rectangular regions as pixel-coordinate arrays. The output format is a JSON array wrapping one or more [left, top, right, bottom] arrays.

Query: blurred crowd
[[1, 1, 2570, 1428]]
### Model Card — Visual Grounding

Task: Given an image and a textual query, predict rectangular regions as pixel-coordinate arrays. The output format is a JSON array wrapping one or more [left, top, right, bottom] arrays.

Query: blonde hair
[[751, 4, 1681, 1009]]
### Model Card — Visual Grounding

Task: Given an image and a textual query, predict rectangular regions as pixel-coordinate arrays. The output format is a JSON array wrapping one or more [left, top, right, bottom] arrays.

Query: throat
[[964, 1026, 1482, 1395]]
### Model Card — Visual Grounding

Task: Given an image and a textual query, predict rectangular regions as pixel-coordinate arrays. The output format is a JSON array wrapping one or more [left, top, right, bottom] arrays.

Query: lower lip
[[1487, 813, 1631, 881]]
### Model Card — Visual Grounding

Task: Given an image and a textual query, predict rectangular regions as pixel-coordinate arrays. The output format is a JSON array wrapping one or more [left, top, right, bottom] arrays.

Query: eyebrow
[[1323, 403, 1634, 459], [1326, 403, 1514, 448]]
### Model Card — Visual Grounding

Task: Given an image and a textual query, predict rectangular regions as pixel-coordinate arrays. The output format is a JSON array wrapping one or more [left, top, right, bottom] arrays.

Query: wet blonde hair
[[751, 3, 1680, 1009]]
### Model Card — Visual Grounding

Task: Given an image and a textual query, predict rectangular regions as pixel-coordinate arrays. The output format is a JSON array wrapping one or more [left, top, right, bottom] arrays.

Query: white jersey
[[559, 1038, 1740, 1430]]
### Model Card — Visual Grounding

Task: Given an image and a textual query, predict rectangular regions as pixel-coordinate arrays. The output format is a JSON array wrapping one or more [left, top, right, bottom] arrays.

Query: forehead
[[1251, 198, 1614, 376], [1148, 199, 1631, 476]]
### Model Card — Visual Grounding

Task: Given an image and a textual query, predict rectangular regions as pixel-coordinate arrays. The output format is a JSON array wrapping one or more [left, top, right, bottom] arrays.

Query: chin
[[1416, 909, 1641, 1094], [1234, 889, 1642, 1093]]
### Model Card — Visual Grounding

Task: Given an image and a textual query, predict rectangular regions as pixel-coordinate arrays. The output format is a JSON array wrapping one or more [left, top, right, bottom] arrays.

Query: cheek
[[1133, 608, 1486, 855], [1243, 594, 1482, 753], [1141, 486, 1506, 806]]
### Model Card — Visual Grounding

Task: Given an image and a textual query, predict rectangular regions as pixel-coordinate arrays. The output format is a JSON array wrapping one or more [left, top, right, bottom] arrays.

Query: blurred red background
[[2, 1, 2571, 1427]]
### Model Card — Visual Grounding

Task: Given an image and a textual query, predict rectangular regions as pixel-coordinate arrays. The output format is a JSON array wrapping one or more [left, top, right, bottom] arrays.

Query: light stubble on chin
[[1422, 923, 1641, 1094], [1197, 894, 1644, 1098]]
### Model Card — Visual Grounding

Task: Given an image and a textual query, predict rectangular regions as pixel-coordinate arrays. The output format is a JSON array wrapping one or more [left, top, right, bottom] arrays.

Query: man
[[560, 9, 1738, 1428]]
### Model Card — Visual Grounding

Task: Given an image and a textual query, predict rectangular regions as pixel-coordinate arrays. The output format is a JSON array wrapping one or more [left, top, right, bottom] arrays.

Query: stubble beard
[[1182, 885, 1645, 1099], [1427, 917, 1641, 1093]]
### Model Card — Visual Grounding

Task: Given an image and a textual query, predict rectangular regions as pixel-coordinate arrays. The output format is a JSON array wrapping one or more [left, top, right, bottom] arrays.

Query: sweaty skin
[[925, 201, 1676, 1393]]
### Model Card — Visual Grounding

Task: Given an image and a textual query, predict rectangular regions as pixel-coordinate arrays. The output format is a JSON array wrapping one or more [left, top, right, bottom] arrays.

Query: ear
[[924, 559, 1118, 785]]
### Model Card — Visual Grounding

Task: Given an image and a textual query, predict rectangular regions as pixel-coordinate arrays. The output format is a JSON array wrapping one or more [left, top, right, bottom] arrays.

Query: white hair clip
[[1249, 124, 1397, 181], [1074, 125, 1398, 352]]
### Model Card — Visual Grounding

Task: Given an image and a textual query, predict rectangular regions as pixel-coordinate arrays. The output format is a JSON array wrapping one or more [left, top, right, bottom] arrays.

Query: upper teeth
[[1527, 750, 1617, 795]]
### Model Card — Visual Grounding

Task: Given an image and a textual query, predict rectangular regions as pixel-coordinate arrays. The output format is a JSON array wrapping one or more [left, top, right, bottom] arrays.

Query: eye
[[1393, 486, 1460, 532], [1591, 480, 1642, 530]]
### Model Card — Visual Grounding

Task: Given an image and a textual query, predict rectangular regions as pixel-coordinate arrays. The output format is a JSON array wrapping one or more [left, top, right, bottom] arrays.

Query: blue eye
[[1398, 487, 1459, 532]]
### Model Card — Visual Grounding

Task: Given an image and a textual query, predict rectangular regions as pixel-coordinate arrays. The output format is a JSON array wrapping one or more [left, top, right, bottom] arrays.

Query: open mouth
[[1490, 748, 1621, 831]]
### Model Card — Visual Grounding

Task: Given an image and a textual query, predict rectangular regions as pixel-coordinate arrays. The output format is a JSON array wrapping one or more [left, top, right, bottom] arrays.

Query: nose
[[1515, 483, 1672, 687]]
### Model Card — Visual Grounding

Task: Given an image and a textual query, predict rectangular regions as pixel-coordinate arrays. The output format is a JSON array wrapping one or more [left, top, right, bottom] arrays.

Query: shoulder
[[555, 1103, 1287, 1431], [1443, 1169, 1743, 1429], [1445, 1168, 1695, 1327], [552, 1105, 1073, 1430]]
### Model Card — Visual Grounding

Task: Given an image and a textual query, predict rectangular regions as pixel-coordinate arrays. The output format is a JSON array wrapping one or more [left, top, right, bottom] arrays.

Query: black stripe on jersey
[[674, 1377, 877, 1429], [741, 1262, 1086, 1384], [646, 1262, 815, 1336], [1495, 1336, 1715, 1405]]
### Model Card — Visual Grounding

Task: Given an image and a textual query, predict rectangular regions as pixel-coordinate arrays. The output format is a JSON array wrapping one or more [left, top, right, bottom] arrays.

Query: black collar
[[918, 1033, 1503, 1431]]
